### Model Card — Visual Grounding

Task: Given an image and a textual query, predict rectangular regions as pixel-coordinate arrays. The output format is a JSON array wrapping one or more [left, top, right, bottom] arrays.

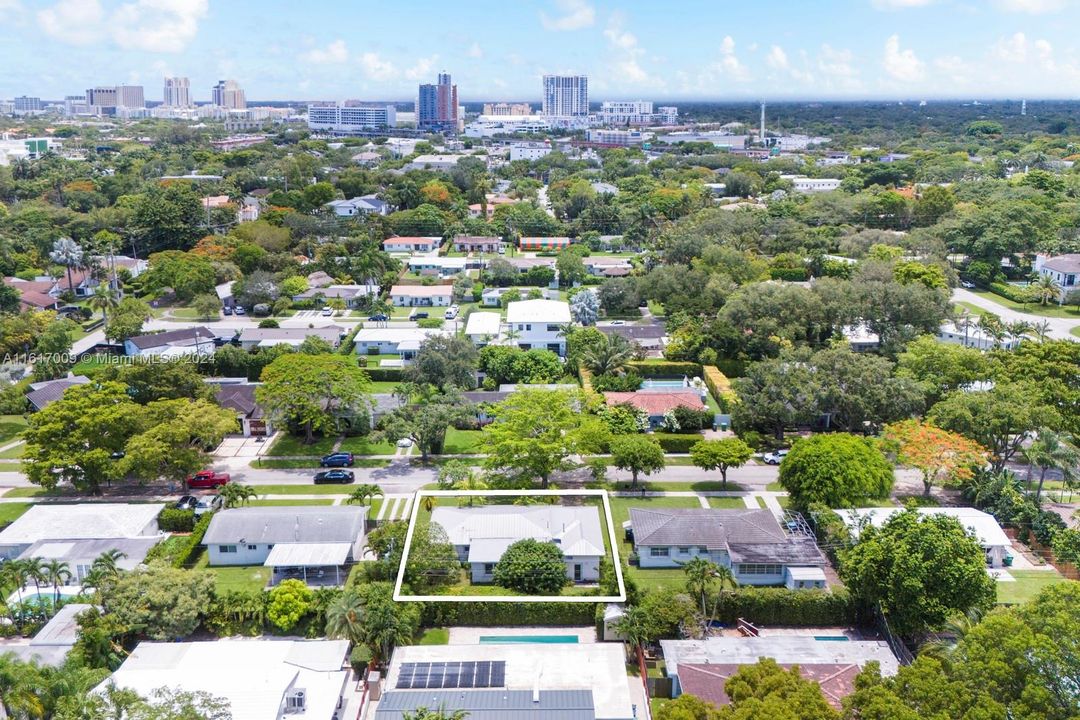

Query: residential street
[[952, 288, 1080, 340]]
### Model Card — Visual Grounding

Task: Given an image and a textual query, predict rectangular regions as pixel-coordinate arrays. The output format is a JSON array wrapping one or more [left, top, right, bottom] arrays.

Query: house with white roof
[[382, 236, 441, 253], [293, 283, 378, 308], [100, 639, 350, 720], [0, 503, 164, 560], [407, 256, 467, 278], [464, 311, 502, 346], [504, 298, 572, 355], [937, 322, 1022, 351], [353, 327, 445, 363], [430, 505, 605, 583], [389, 284, 453, 307], [325, 194, 390, 217], [834, 506, 1014, 567], [237, 325, 343, 350]]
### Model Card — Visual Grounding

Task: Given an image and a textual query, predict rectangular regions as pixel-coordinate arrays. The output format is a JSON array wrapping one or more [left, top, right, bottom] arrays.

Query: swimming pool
[[478, 635, 579, 644], [814, 636, 850, 642], [641, 378, 687, 389], [6, 587, 83, 608]]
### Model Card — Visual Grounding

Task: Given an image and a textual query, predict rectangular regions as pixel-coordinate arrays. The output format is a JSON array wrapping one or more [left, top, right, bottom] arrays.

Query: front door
[[574, 564, 582, 581]]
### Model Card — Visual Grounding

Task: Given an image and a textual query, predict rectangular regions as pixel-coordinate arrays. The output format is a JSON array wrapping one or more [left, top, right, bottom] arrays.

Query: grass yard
[[367, 381, 405, 394], [4, 487, 56, 498], [440, 428, 485, 455], [1072, 326, 1080, 339], [192, 551, 270, 592], [418, 628, 449, 645], [996, 569, 1068, 605], [0, 503, 32, 526], [0, 415, 28, 446], [246, 499, 335, 507], [599, 480, 741, 493], [707, 496, 749, 509], [0, 443, 24, 459], [367, 498, 383, 520], [251, 457, 390, 469], [953, 302, 988, 317], [266, 434, 337, 457], [967, 288, 1080, 319], [608, 495, 703, 594], [338, 435, 396, 455], [0, 462, 23, 472]]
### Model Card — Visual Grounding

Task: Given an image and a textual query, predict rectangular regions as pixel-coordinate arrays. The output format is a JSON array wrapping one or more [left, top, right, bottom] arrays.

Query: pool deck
[[449, 626, 598, 644]]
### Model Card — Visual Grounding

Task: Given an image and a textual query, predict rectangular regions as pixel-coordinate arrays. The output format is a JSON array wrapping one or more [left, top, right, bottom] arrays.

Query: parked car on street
[[194, 495, 223, 515], [960, 280, 975, 289], [314, 469, 355, 484], [368, 313, 389, 322], [320, 452, 355, 468], [409, 310, 429, 320], [762, 449, 789, 465], [174, 495, 198, 511], [322, 306, 334, 316], [186, 470, 230, 488]]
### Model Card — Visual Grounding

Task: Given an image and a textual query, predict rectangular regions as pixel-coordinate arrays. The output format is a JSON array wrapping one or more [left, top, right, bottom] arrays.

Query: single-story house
[[203, 506, 366, 586], [503, 256, 557, 273], [518, 237, 571, 252], [453, 235, 503, 254], [237, 325, 343, 351], [325, 195, 390, 217], [293, 284, 378, 308], [238, 196, 261, 222], [584, 257, 633, 277], [834, 506, 1014, 567], [2, 278, 59, 311], [305, 270, 336, 289], [25, 375, 91, 411], [464, 312, 502, 346], [389, 284, 453, 307], [627, 508, 827, 589], [430, 505, 604, 584], [603, 390, 706, 430], [18, 536, 162, 584], [938, 321, 1022, 351], [100, 639, 350, 720], [5, 602, 94, 667], [212, 380, 272, 437], [353, 327, 444, 362], [407, 256, 467, 278], [382, 236, 441, 253], [660, 636, 899, 708], [378, 642, 634, 720], [0, 503, 164, 560], [124, 326, 217, 358]]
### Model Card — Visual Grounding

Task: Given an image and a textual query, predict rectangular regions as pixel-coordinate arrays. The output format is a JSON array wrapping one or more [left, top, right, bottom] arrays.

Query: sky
[[2, 0, 1080, 102]]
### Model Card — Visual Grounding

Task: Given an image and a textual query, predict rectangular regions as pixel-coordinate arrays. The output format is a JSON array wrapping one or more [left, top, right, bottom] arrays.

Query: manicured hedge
[[158, 508, 196, 532], [652, 433, 704, 453], [421, 601, 599, 627], [364, 367, 404, 382], [626, 361, 703, 378], [702, 365, 737, 412], [989, 282, 1034, 304], [714, 359, 747, 378], [172, 512, 213, 568], [769, 267, 809, 281], [711, 587, 856, 626]]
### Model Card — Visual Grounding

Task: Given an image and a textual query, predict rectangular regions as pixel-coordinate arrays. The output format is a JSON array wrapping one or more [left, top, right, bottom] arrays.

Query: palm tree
[[0, 653, 46, 719], [324, 589, 366, 646], [580, 333, 634, 376], [219, 482, 258, 508], [681, 556, 721, 615], [1032, 319, 1052, 343], [345, 484, 383, 507], [43, 560, 72, 611], [1030, 274, 1062, 306], [1026, 429, 1080, 501], [612, 604, 652, 659], [49, 237, 85, 296], [1006, 320, 1032, 342], [87, 283, 119, 323], [952, 307, 973, 347], [402, 710, 469, 720], [976, 313, 1005, 348]]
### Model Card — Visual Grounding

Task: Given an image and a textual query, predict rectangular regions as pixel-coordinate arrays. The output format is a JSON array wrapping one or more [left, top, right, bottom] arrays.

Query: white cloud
[[766, 45, 789, 70], [301, 39, 349, 64], [871, 0, 935, 7], [358, 52, 397, 81], [38, 0, 207, 52], [601, 13, 661, 88], [0, 0, 26, 23], [717, 36, 750, 82], [467, 42, 483, 59], [539, 0, 594, 30], [1034, 38, 1055, 69], [995, 0, 1066, 12], [994, 31, 1028, 62], [933, 55, 972, 83], [404, 56, 438, 81], [883, 34, 925, 81]]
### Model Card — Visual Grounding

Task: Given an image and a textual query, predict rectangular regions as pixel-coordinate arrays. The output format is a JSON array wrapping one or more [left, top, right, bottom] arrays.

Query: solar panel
[[491, 662, 505, 687], [397, 661, 507, 690]]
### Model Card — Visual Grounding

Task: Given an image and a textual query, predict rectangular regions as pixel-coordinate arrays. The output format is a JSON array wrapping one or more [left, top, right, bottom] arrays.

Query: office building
[[13, 96, 42, 113], [542, 74, 588, 117], [85, 86, 118, 110], [596, 100, 678, 126], [417, 72, 458, 132], [162, 77, 191, 107], [483, 102, 531, 116], [116, 85, 144, 108], [212, 79, 246, 110], [307, 103, 396, 132], [587, 128, 644, 147]]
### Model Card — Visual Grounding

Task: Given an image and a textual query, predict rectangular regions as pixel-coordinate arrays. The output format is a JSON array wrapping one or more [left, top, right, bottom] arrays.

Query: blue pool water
[[814, 636, 850, 642], [478, 635, 579, 644], [641, 378, 687, 389]]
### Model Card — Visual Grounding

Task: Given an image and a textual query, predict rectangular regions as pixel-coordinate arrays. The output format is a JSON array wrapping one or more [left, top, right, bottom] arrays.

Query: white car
[[762, 449, 789, 465], [444, 305, 459, 320], [321, 306, 334, 316], [960, 281, 975, 289], [194, 494, 223, 515]]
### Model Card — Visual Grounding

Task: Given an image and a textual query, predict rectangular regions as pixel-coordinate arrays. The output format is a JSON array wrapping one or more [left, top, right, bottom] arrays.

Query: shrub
[[593, 372, 643, 392], [266, 579, 315, 632], [349, 645, 373, 672], [364, 367, 404, 382], [652, 433, 703, 453], [711, 587, 856, 626], [672, 404, 715, 432], [168, 512, 213, 568], [769, 267, 809, 281], [417, 318, 444, 329], [421, 602, 598, 627], [492, 539, 568, 594], [626, 361, 702, 378], [702, 365, 738, 410], [158, 508, 196, 532], [989, 282, 1035, 304]]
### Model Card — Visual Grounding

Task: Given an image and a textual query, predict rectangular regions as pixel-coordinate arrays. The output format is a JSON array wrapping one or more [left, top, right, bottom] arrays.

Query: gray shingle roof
[[373, 690, 595, 720], [25, 375, 91, 410], [127, 326, 216, 350], [203, 507, 365, 545], [1042, 253, 1080, 273]]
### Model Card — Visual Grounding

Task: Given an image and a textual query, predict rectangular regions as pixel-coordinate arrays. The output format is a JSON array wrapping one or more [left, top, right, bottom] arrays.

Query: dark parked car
[[174, 495, 199, 511], [368, 313, 389, 322], [410, 311, 429, 320], [314, 469, 355, 484], [320, 452, 355, 468], [223, 305, 234, 315]]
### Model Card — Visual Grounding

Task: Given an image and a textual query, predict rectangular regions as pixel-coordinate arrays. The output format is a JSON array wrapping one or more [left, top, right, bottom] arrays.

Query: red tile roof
[[678, 663, 862, 709], [603, 390, 704, 416]]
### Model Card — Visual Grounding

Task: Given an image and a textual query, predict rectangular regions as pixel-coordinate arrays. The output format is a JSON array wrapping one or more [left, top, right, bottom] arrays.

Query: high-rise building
[[307, 103, 397, 132], [212, 80, 246, 110], [86, 86, 118, 111], [163, 77, 191, 107], [483, 102, 532, 116], [417, 72, 458, 132], [542, 75, 588, 117], [116, 85, 144, 108], [13, 96, 42, 113]]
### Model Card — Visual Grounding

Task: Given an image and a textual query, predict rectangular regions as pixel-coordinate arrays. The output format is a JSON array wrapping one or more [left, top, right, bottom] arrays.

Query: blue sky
[[2, 0, 1080, 102]]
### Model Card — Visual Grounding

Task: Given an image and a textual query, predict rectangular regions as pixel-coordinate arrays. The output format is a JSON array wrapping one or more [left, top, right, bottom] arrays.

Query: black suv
[[320, 452, 355, 467]]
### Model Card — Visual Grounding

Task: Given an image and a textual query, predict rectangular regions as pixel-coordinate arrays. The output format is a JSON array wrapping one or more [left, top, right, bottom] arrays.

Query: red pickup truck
[[186, 470, 230, 489]]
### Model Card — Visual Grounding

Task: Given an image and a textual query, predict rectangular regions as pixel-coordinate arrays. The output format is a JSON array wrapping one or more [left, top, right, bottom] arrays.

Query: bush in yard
[[422, 602, 597, 627], [157, 508, 195, 532], [652, 433, 703, 453], [493, 539, 567, 594], [672, 404, 715, 432], [266, 579, 315, 633], [778, 433, 894, 509]]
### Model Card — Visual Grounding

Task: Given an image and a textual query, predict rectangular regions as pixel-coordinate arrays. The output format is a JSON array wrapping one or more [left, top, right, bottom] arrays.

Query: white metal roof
[[505, 299, 571, 324], [0, 503, 164, 545], [834, 507, 1012, 549], [465, 312, 502, 336], [263, 542, 351, 567]]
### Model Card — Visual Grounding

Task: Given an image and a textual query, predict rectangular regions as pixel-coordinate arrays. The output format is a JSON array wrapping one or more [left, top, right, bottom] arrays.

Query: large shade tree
[[257, 353, 372, 444]]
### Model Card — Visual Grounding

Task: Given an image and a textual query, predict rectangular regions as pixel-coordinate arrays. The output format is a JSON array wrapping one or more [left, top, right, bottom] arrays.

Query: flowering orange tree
[[882, 419, 988, 496]]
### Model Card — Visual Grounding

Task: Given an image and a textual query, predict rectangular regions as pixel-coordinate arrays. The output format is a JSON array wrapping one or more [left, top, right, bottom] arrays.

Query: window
[[698, 546, 709, 554], [546, 324, 562, 332], [219, 545, 237, 553], [483, 563, 494, 575], [650, 547, 669, 557], [247, 544, 257, 551], [677, 547, 691, 555], [738, 563, 782, 575], [525, 324, 532, 331]]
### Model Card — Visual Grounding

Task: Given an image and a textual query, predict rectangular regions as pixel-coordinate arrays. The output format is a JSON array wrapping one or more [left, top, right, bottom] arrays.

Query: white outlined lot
[[393, 489, 626, 603]]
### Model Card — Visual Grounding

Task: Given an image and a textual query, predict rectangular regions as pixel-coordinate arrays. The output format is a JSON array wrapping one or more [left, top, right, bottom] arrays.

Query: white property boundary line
[[393, 489, 626, 603]]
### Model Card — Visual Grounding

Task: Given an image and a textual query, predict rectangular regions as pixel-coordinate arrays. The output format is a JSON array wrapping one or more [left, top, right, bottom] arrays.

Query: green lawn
[[0, 462, 22, 472], [367, 498, 383, 520], [440, 428, 485, 454], [707, 496, 748, 509], [266, 434, 338, 457], [1072, 326, 1080, 339], [192, 550, 270, 592], [4, 487, 55, 498], [953, 302, 988, 318], [599, 480, 741, 492], [0, 503, 31, 526], [418, 628, 449, 645], [0, 415, 27, 446], [608, 495, 703, 594], [246, 499, 335, 507], [0, 443, 25, 459], [967, 288, 1080, 319], [996, 569, 1068, 605], [368, 381, 405, 394], [338, 435, 397, 455]]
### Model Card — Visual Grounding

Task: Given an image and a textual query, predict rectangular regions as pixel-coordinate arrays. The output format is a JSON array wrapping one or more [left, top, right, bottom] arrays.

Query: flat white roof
[[389, 284, 453, 297], [264, 542, 351, 567], [353, 327, 443, 344], [661, 636, 899, 678], [465, 312, 502, 336], [505, 299, 571, 324], [835, 507, 1012, 549], [787, 566, 827, 580], [386, 643, 633, 720], [101, 639, 349, 720], [0, 503, 164, 546]]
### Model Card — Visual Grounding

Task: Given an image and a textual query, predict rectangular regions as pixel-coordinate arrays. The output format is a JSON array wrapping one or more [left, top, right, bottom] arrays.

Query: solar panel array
[[395, 661, 506, 690]]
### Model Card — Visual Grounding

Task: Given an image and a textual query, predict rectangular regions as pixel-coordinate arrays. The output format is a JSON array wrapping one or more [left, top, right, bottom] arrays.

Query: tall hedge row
[[421, 601, 599, 627]]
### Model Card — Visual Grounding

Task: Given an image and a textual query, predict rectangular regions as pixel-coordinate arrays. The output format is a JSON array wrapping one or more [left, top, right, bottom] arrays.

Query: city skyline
[[2, 0, 1080, 101]]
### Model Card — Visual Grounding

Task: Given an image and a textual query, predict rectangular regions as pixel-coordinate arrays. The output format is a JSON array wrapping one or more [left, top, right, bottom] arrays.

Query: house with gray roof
[[25, 375, 90, 411], [18, 536, 162, 585], [430, 505, 604, 584], [124, 326, 217, 358], [628, 508, 826, 589], [0, 503, 164, 560], [236, 324, 343, 350], [1035, 252, 1080, 300], [203, 506, 365, 586]]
